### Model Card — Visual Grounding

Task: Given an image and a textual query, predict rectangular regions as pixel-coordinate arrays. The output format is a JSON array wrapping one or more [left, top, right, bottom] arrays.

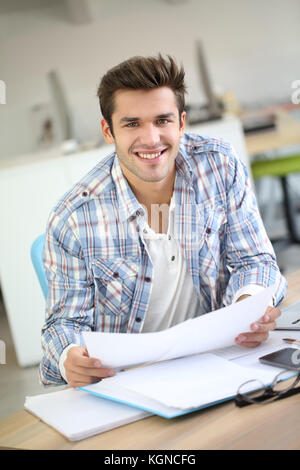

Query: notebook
[[276, 300, 300, 330], [24, 388, 151, 441]]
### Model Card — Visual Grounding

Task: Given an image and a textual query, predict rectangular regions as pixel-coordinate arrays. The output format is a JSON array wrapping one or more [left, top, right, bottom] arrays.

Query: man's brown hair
[[97, 54, 186, 134]]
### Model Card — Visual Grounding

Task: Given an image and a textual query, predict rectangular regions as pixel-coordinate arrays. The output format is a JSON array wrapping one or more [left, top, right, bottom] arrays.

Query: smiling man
[[40, 55, 287, 387]]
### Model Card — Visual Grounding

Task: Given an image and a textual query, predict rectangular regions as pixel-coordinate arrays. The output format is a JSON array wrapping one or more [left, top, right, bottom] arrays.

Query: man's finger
[[68, 376, 101, 388], [238, 341, 261, 348], [68, 352, 102, 369], [235, 331, 269, 345], [261, 307, 281, 323], [66, 364, 115, 378], [250, 321, 277, 333]]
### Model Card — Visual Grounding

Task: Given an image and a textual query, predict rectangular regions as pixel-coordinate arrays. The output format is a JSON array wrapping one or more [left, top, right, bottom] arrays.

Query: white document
[[24, 388, 151, 441], [83, 286, 274, 369]]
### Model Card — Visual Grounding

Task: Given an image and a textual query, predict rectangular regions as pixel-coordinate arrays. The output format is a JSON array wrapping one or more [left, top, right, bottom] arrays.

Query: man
[[40, 55, 286, 387]]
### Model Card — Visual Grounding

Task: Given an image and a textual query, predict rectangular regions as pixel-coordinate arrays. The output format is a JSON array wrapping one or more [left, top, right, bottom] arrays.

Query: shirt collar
[[111, 154, 145, 223], [111, 148, 193, 223], [175, 147, 194, 185]]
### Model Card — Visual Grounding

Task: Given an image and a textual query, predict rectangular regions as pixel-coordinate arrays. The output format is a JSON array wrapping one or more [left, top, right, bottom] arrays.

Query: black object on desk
[[242, 114, 277, 134]]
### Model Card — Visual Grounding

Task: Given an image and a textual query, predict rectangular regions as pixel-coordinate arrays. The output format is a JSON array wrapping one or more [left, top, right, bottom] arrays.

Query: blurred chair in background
[[251, 152, 300, 248], [30, 234, 47, 299]]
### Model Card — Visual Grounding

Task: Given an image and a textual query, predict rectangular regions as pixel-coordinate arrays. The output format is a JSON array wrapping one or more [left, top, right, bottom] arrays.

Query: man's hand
[[64, 345, 115, 388], [235, 295, 281, 348]]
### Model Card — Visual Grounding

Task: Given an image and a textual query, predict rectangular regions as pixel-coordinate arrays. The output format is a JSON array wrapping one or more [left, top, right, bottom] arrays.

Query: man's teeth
[[137, 151, 163, 159]]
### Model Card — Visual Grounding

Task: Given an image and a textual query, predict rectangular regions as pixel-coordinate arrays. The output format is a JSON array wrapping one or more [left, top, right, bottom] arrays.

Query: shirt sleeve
[[222, 146, 287, 307], [39, 211, 95, 386], [59, 343, 77, 383]]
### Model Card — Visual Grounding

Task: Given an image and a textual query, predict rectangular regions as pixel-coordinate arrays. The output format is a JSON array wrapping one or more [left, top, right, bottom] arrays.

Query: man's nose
[[139, 124, 161, 147]]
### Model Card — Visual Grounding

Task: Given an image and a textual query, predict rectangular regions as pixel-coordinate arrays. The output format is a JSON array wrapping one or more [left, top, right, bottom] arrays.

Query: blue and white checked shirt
[[40, 133, 287, 386]]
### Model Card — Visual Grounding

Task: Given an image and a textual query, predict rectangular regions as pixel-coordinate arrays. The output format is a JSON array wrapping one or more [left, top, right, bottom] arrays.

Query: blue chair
[[31, 234, 48, 299]]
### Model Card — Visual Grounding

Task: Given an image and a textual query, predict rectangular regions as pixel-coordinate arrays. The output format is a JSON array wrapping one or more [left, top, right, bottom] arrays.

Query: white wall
[[0, 0, 300, 160]]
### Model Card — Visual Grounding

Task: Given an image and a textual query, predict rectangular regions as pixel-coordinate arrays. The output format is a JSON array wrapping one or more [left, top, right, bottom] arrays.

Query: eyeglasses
[[235, 370, 300, 407]]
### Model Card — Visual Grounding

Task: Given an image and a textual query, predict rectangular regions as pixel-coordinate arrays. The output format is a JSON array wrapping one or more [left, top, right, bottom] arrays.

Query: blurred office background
[[0, 0, 300, 419]]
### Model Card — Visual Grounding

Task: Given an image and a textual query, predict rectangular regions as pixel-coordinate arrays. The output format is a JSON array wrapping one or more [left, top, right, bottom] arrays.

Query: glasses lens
[[237, 379, 266, 403], [272, 370, 300, 394]]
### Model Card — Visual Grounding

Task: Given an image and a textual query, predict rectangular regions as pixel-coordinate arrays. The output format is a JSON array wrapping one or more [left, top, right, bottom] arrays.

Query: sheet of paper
[[83, 286, 274, 369]]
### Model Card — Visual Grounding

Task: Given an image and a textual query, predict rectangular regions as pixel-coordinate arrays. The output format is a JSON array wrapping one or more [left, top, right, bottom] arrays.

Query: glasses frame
[[235, 370, 300, 407]]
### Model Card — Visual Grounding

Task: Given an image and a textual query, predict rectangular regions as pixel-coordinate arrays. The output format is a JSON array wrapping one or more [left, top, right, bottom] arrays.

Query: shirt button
[[113, 272, 119, 278], [144, 277, 151, 283], [206, 227, 212, 234], [171, 256, 175, 261], [136, 317, 142, 323], [168, 235, 171, 240], [81, 190, 89, 198]]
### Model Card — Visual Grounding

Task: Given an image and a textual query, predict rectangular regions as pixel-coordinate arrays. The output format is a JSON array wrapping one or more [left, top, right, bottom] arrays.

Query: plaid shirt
[[40, 133, 287, 386]]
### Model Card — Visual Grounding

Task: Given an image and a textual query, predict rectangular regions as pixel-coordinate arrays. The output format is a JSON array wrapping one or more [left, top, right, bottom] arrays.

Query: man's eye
[[157, 119, 170, 125], [126, 122, 138, 127]]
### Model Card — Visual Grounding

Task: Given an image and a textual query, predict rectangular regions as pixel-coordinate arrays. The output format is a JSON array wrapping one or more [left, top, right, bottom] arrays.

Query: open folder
[[79, 287, 280, 418], [78, 352, 280, 418]]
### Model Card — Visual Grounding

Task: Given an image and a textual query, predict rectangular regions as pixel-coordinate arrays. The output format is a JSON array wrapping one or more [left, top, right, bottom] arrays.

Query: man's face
[[101, 87, 186, 185]]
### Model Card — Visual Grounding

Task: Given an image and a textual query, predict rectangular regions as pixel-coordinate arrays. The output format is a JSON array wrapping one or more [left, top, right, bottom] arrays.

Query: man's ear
[[179, 111, 186, 137], [101, 119, 115, 144]]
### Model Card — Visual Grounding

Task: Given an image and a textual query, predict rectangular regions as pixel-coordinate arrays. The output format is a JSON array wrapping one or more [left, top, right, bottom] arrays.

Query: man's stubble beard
[[116, 143, 180, 184]]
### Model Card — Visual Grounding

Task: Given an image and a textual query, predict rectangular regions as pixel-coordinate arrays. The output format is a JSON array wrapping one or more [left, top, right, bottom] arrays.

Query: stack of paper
[[24, 388, 151, 441]]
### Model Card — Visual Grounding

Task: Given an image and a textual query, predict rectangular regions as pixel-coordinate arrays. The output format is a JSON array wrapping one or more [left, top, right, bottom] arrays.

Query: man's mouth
[[134, 148, 168, 161]]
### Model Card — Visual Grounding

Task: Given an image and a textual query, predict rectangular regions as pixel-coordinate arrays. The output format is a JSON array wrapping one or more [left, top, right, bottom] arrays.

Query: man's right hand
[[64, 345, 115, 388]]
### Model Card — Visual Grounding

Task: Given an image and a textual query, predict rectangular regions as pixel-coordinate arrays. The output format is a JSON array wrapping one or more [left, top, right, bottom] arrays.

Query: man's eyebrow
[[155, 112, 177, 119], [119, 112, 177, 124], [119, 116, 140, 123]]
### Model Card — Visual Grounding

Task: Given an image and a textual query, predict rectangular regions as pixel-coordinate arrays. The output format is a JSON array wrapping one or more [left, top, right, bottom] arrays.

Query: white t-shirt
[[140, 193, 200, 332]]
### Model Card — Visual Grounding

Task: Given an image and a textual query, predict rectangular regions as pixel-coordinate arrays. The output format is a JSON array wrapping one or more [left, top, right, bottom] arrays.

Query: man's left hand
[[235, 296, 281, 348]]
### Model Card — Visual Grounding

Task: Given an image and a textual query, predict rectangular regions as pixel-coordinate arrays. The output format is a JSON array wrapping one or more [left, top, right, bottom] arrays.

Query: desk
[[0, 269, 300, 450], [244, 109, 300, 245], [244, 110, 300, 157]]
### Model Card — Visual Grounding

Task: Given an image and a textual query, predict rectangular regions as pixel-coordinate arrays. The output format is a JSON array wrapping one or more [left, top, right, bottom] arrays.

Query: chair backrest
[[31, 234, 48, 299]]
